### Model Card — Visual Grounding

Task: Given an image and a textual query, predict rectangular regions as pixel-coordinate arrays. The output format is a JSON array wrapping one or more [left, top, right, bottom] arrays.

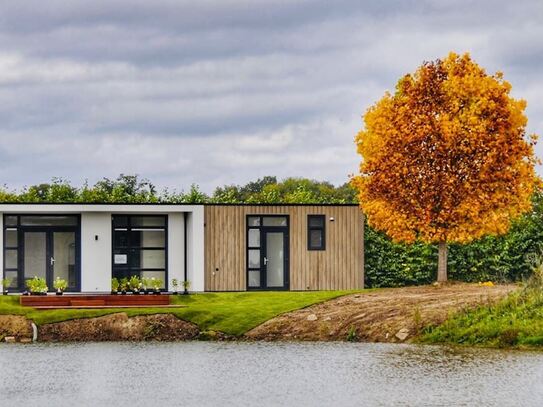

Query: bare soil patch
[[38, 313, 200, 342], [245, 283, 516, 342]]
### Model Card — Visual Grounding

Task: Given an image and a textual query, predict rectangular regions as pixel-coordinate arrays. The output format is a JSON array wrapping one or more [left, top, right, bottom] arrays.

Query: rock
[[19, 338, 32, 344], [323, 316, 332, 322], [306, 314, 318, 321], [395, 328, 409, 341], [4, 336, 16, 343]]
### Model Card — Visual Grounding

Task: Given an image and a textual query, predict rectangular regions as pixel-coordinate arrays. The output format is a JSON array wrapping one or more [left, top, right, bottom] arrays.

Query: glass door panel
[[53, 231, 76, 290], [23, 232, 47, 282], [265, 232, 285, 288], [248, 270, 261, 287], [246, 215, 289, 290]]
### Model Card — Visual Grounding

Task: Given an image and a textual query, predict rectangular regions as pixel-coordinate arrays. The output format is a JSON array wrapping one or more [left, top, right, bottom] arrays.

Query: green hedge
[[364, 192, 543, 287]]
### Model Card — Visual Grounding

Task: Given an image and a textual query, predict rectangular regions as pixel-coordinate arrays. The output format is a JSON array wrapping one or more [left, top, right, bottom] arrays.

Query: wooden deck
[[20, 294, 171, 309]]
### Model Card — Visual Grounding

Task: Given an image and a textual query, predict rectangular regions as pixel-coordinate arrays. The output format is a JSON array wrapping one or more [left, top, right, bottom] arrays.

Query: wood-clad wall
[[204, 205, 364, 291]]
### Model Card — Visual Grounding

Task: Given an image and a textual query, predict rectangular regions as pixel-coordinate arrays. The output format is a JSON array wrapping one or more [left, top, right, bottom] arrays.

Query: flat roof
[[0, 202, 358, 206]]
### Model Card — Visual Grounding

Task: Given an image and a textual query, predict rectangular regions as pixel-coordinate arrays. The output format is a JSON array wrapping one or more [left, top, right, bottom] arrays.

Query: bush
[[129, 275, 142, 292], [26, 277, 48, 294], [53, 277, 68, 292], [111, 278, 120, 292], [364, 190, 543, 287]]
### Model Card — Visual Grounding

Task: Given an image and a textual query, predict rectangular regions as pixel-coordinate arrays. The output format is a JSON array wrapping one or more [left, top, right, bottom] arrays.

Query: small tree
[[353, 52, 538, 282]]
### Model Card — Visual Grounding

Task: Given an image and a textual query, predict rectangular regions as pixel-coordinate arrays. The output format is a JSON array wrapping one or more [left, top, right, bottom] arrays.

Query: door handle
[[263, 257, 268, 265], [50, 257, 55, 266]]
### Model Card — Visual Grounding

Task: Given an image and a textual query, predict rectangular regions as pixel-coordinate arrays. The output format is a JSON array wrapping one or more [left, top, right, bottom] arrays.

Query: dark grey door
[[20, 228, 77, 292], [246, 215, 289, 290]]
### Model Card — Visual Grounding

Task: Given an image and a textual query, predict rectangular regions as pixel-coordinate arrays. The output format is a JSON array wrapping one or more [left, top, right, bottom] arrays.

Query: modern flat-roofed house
[[0, 203, 364, 293]]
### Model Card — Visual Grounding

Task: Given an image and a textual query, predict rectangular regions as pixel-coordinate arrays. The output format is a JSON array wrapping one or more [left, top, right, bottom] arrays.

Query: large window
[[307, 215, 326, 250], [3, 215, 80, 292], [112, 215, 167, 289]]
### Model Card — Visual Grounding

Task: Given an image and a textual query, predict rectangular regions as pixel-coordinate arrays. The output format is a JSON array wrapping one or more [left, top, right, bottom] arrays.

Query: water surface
[[1, 342, 542, 406]]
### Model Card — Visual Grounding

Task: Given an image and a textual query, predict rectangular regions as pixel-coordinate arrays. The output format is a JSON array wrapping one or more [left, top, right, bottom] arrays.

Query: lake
[[0, 342, 542, 406]]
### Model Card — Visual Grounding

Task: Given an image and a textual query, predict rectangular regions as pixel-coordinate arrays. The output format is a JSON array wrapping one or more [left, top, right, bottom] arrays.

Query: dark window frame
[[2, 214, 81, 292], [245, 215, 289, 291], [111, 214, 168, 290], [307, 214, 326, 251]]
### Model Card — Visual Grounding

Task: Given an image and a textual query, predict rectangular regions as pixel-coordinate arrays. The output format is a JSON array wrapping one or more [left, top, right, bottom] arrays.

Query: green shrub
[[26, 277, 48, 293], [150, 277, 163, 291], [129, 275, 142, 291], [53, 277, 68, 292], [111, 278, 120, 292], [364, 190, 543, 287], [2, 278, 12, 291], [120, 278, 129, 292]]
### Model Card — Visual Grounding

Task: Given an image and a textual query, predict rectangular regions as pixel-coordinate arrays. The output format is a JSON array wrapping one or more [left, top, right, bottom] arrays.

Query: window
[[307, 215, 325, 250], [20, 215, 78, 226], [2, 215, 80, 292], [112, 215, 167, 289], [262, 216, 287, 227]]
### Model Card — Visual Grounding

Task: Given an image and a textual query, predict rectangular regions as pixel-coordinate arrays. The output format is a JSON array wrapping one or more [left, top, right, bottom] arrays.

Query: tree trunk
[[437, 241, 448, 282]]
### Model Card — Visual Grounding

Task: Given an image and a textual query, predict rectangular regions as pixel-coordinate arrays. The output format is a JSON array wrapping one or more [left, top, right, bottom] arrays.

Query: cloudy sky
[[0, 0, 541, 193]]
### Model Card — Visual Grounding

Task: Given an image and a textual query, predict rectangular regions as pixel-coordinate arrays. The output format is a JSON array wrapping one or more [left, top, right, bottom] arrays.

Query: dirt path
[[245, 283, 516, 342]]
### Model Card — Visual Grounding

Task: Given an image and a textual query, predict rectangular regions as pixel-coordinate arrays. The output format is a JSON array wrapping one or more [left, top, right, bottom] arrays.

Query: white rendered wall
[[187, 208, 205, 292], [81, 213, 112, 292], [0, 205, 206, 293], [168, 213, 184, 292], [0, 213, 3, 291]]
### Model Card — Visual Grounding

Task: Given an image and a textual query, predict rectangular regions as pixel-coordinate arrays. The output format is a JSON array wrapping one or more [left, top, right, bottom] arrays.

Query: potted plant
[[26, 276, 48, 295], [171, 278, 179, 295], [182, 280, 191, 295], [141, 277, 150, 295], [2, 278, 11, 295], [150, 277, 163, 295], [111, 278, 120, 295], [129, 275, 141, 294], [120, 277, 128, 295], [53, 277, 68, 295], [2, 277, 11, 295]]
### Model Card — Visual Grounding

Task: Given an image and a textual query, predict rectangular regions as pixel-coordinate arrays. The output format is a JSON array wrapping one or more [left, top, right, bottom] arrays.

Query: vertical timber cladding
[[204, 205, 364, 291]]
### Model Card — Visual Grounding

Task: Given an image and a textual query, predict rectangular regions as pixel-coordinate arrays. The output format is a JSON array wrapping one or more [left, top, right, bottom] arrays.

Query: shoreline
[[1, 283, 519, 347]]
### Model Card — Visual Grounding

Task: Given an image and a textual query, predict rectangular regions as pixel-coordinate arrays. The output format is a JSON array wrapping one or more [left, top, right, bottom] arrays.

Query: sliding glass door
[[3, 215, 80, 292], [22, 230, 77, 291]]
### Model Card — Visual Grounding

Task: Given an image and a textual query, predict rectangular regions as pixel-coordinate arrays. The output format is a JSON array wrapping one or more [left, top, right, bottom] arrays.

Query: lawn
[[0, 291, 360, 336]]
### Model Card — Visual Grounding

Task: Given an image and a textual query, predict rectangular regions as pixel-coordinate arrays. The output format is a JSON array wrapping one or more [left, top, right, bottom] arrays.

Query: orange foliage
[[352, 52, 538, 244]]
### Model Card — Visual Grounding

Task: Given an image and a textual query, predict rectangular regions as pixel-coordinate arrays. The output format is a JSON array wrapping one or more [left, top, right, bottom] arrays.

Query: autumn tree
[[352, 52, 538, 282]]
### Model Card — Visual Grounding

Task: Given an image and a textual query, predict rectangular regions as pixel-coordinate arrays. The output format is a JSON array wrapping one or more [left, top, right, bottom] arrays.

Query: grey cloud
[[0, 0, 541, 192]]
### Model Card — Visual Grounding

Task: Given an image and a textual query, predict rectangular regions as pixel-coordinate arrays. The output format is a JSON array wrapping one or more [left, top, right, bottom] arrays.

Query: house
[[0, 203, 364, 293]]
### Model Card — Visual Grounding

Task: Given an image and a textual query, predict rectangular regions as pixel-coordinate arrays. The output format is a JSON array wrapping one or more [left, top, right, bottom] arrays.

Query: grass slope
[[0, 291, 359, 336], [420, 287, 543, 348]]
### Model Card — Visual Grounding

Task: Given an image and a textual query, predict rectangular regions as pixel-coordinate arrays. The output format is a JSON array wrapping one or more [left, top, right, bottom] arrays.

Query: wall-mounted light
[[329, 217, 335, 222]]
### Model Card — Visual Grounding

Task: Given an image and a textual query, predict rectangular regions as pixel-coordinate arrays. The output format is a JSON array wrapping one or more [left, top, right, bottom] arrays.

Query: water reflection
[[0, 342, 542, 406]]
